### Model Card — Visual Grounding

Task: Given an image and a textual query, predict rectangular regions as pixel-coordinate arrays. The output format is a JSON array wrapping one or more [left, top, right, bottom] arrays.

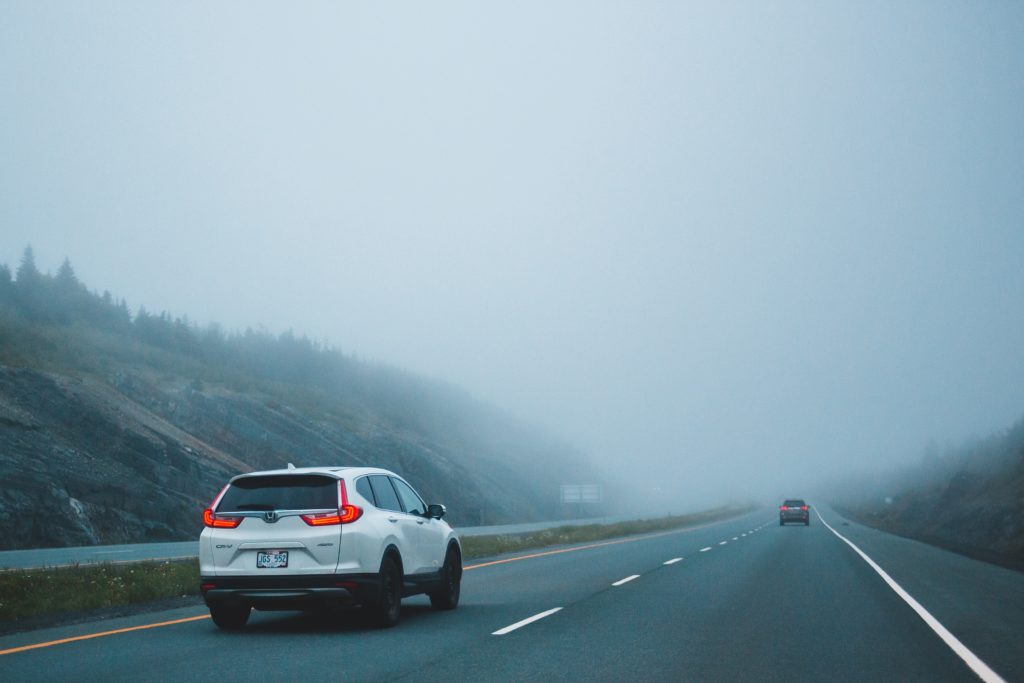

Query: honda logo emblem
[[264, 511, 279, 523]]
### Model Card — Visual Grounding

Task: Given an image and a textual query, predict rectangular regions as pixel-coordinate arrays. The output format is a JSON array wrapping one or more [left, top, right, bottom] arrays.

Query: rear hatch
[[781, 500, 808, 517], [207, 474, 343, 576]]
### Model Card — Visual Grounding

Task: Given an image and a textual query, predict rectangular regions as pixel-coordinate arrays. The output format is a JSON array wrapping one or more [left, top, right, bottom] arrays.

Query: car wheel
[[805, 519, 810, 526], [429, 546, 462, 611], [210, 604, 250, 630], [368, 555, 402, 628], [779, 519, 784, 526]]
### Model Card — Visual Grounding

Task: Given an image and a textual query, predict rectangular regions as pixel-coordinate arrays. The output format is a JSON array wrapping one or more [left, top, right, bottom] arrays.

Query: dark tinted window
[[218, 475, 338, 511], [369, 475, 402, 512], [356, 477, 376, 506], [391, 478, 425, 516], [784, 499, 805, 507]]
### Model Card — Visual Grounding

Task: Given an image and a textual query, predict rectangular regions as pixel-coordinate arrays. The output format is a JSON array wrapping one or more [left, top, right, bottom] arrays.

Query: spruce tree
[[15, 245, 39, 284]]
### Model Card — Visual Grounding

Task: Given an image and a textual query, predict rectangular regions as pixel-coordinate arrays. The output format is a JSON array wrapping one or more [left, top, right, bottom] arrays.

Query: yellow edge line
[[0, 615, 210, 656], [1, 514, 746, 657]]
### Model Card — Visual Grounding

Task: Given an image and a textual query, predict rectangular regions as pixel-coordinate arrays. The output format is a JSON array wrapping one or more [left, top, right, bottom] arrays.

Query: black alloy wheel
[[369, 555, 402, 628], [429, 546, 462, 610]]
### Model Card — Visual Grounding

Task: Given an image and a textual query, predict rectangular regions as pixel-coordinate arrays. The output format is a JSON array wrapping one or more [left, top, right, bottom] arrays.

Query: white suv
[[199, 465, 462, 629]]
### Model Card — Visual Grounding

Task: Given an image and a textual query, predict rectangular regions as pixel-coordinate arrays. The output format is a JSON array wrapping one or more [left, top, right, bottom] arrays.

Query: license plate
[[257, 551, 288, 568]]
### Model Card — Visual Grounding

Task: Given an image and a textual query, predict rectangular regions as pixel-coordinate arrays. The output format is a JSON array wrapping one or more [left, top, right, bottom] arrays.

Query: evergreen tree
[[51, 257, 89, 322], [55, 258, 79, 288], [14, 245, 53, 320], [15, 245, 39, 284], [0, 263, 12, 305]]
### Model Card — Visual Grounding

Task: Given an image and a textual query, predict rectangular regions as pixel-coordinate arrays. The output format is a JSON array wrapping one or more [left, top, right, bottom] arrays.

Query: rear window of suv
[[218, 475, 339, 511], [784, 499, 805, 507]]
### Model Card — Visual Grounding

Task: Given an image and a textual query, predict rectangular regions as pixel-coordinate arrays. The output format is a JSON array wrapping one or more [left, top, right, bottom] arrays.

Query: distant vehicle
[[199, 466, 462, 629], [779, 499, 810, 526]]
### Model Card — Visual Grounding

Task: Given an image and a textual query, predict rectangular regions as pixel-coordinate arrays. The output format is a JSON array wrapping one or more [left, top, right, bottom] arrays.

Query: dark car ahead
[[779, 499, 810, 526]]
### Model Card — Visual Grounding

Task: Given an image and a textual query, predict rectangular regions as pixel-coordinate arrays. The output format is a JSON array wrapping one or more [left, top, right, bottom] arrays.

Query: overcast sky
[[2, 2, 1022, 503]]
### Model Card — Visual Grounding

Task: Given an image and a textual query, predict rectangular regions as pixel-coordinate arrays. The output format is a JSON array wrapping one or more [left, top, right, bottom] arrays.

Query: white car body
[[199, 465, 462, 629]]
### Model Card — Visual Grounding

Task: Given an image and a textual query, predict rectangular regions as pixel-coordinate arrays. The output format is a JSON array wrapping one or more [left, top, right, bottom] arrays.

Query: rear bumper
[[201, 574, 379, 611], [780, 513, 809, 523]]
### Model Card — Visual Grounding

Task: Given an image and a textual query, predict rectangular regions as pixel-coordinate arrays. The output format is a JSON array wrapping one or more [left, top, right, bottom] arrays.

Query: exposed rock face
[[0, 366, 582, 549]]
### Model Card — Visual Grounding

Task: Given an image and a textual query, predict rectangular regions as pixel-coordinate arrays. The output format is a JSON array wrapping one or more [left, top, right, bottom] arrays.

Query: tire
[[429, 546, 462, 611], [779, 519, 784, 526], [805, 519, 810, 526], [367, 554, 402, 628], [210, 604, 250, 630]]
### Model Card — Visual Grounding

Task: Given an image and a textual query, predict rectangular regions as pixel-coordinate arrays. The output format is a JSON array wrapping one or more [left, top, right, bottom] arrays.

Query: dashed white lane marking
[[612, 574, 641, 587], [718, 541, 728, 545], [492, 607, 563, 636], [731, 537, 738, 541], [663, 557, 683, 565], [700, 547, 712, 552], [815, 508, 1007, 683]]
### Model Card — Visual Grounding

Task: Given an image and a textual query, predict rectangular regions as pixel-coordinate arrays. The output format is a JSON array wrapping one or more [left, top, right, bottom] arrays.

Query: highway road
[[1, 505, 1021, 682]]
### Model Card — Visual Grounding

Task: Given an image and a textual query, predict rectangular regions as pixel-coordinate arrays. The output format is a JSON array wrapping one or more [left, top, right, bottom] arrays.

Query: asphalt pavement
[[0, 505, 1020, 682]]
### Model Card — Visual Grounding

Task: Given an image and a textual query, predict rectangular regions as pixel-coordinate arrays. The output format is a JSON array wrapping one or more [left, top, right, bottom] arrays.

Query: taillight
[[801, 505, 809, 511], [203, 508, 243, 528], [301, 511, 343, 526], [338, 504, 362, 523], [780, 505, 788, 511], [301, 479, 362, 526], [203, 485, 242, 528]]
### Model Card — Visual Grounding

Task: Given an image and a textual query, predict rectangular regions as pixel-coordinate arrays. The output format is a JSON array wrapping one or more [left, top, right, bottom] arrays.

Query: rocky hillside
[[0, 249, 599, 549], [838, 416, 1024, 570]]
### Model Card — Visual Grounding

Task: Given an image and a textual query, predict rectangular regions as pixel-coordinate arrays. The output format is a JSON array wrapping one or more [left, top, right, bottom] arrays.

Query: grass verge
[[1, 505, 751, 628], [0, 560, 199, 623]]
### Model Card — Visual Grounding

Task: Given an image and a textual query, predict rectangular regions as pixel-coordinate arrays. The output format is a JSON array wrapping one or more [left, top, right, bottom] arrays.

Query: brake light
[[203, 485, 242, 528], [302, 511, 343, 526], [203, 508, 243, 528], [301, 479, 362, 526], [780, 505, 788, 511], [801, 505, 808, 511], [339, 504, 362, 523]]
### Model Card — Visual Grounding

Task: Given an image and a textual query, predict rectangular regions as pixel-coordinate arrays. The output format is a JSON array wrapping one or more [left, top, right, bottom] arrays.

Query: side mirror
[[427, 504, 446, 520]]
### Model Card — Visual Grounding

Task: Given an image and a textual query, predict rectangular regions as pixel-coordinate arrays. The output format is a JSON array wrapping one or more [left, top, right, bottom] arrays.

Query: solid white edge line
[[814, 508, 1007, 683], [492, 607, 563, 636], [699, 547, 712, 552], [663, 557, 683, 565], [612, 574, 641, 586]]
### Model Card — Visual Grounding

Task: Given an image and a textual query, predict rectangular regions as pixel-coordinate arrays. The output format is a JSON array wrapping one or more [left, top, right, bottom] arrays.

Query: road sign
[[560, 484, 603, 504]]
